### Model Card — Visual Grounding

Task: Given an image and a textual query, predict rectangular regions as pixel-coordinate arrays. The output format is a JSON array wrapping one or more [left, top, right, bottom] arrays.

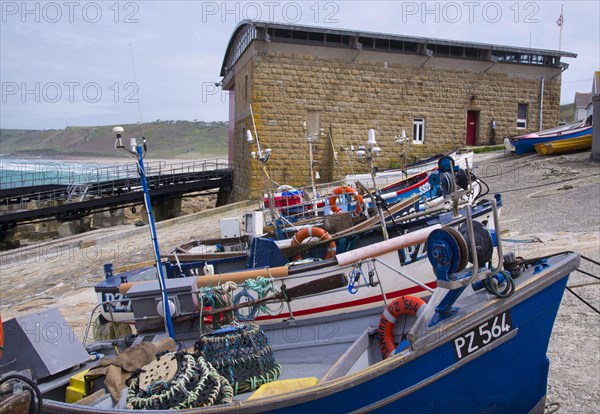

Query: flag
[[556, 13, 563, 27]]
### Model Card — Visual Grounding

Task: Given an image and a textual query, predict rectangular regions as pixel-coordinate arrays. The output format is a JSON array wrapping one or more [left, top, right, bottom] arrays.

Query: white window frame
[[413, 118, 425, 144], [517, 104, 528, 129]]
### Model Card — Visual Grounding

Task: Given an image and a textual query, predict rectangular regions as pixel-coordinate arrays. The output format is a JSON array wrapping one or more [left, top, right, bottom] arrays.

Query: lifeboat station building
[[219, 20, 576, 200]]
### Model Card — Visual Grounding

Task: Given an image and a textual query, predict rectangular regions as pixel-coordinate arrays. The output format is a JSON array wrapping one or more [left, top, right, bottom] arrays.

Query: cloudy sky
[[1, 1, 598, 130]]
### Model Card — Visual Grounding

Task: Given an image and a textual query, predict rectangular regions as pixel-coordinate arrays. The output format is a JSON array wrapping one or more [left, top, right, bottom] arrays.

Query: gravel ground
[[0, 150, 598, 412], [473, 150, 600, 413]]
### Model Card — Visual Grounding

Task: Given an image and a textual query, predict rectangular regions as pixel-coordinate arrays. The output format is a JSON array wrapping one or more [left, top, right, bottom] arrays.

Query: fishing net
[[195, 323, 281, 395], [125, 351, 233, 410]]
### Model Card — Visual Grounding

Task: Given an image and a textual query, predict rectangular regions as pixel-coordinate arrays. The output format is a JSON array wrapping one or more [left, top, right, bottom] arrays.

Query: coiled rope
[[233, 276, 284, 321], [199, 281, 237, 328]]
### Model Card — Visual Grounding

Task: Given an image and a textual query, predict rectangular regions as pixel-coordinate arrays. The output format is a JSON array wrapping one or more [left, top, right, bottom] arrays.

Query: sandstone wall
[[228, 42, 562, 200]]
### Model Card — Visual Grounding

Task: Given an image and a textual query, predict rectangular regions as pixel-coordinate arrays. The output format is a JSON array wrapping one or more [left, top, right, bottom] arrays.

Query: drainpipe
[[539, 77, 545, 131]]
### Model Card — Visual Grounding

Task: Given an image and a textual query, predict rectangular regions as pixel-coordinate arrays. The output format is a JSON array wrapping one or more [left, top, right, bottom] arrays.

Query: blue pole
[[136, 145, 175, 339]]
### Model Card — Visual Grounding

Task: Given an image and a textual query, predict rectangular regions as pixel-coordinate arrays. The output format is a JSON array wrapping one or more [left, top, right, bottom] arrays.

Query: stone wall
[[228, 42, 562, 200]]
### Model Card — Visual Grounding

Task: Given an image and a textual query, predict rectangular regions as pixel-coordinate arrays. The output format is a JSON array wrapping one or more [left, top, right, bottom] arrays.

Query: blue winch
[[424, 156, 514, 323]]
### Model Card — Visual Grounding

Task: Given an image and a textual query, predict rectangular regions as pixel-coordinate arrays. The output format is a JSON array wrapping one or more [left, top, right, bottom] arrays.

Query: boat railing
[[85, 247, 440, 346]]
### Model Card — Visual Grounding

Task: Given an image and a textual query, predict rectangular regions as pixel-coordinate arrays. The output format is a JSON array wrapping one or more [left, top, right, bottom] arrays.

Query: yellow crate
[[247, 377, 318, 400], [65, 369, 90, 403]]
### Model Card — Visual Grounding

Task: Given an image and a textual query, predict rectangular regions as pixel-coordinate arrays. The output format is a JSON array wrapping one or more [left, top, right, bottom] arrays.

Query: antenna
[[129, 44, 145, 138], [328, 125, 343, 179]]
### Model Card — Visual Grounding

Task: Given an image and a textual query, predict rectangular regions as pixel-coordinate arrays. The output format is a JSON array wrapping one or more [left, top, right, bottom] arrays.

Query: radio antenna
[[129, 44, 145, 139]]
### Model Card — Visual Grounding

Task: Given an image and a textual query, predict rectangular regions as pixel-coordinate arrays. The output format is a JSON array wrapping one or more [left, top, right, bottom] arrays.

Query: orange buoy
[[291, 226, 336, 261], [327, 186, 363, 215], [377, 296, 425, 358]]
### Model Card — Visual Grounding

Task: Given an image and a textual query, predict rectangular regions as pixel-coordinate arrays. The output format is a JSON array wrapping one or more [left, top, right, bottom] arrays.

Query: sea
[[0, 155, 137, 190]]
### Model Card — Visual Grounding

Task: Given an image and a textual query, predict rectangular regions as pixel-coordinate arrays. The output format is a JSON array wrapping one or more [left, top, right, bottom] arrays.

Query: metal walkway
[[0, 160, 233, 228]]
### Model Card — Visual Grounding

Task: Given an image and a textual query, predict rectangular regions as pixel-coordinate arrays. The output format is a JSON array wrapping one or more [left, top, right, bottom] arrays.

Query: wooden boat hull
[[534, 134, 592, 155]]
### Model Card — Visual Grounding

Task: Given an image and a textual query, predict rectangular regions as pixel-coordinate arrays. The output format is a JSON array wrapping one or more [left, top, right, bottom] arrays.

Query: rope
[[0, 374, 43, 414], [233, 277, 284, 320], [501, 237, 542, 244], [568, 281, 600, 289], [566, 287, 600, 315], [200, 282, 238, 328], [484, 269, 515, 298], [545, 401, 561, 414], [581, 255, 600, 267], [575, 268, 600, 281]]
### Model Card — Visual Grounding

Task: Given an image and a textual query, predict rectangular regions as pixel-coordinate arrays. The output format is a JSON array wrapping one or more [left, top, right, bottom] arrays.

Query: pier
[[0, 160, 234, 233]]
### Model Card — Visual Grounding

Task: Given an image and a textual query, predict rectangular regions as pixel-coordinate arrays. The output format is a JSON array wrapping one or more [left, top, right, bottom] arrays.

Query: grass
[[471, 145, 505, 154], [0, 121, 228, 159]]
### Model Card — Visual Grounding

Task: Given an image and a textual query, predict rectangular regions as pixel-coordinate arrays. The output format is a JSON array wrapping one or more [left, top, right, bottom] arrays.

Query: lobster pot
[[126, 351, 233, 410], [196, 323, 281, 395]]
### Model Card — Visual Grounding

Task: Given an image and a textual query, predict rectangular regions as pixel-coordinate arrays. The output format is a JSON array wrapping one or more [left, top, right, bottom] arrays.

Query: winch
[[424, 157, 513, 323]]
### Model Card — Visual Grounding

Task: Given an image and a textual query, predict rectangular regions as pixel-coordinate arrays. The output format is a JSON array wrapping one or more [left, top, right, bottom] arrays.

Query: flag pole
[[558, 4, 563, 51]]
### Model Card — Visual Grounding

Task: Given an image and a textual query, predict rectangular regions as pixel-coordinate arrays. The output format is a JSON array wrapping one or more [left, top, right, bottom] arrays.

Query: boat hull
[[42, 252, 579, 413], [241, 274, 568, 414], [95, 199, 498, 324], [534, 134, 592, 155], [508, 126, 592, 155]]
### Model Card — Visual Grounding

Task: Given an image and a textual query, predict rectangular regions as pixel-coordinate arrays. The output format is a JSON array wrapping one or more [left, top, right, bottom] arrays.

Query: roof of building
[[220, 20, 577, 76], [574, 92, 593, 108]]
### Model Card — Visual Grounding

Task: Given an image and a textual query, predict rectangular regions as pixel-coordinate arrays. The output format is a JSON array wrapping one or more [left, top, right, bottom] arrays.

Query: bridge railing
[[0, 159, 233, 211], [0, 158, 231, 190]]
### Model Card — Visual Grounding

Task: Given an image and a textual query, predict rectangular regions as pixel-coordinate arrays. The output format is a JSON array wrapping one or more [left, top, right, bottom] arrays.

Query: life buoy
[[327, 186, 363, 215], [291, 226, 336, 261], [377, 296, 426, 358]]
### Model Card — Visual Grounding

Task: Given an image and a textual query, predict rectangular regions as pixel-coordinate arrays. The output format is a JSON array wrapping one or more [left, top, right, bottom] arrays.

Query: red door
[[466, 111, 478, 146]]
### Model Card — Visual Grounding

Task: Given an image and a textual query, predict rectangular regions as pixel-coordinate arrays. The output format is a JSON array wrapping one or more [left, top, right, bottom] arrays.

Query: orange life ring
[[291, 226, 336, 261], [327, 186, 363, 215], [377, 296, 426, 358]]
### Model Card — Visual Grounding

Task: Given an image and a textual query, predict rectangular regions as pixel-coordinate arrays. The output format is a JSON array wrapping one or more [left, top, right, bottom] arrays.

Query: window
[[517, 104, 528, 129], [413, 118, 425, 144]]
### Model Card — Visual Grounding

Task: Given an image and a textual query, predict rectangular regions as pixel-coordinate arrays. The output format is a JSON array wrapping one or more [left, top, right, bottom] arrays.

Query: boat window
[[413, 118, 425, 144], [517, 103, 528, 129]]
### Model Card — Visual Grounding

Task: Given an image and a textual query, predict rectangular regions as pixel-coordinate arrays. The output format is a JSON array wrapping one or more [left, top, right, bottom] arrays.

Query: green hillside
[[559, 103, 574, 124], [0, 121, 228, 159]]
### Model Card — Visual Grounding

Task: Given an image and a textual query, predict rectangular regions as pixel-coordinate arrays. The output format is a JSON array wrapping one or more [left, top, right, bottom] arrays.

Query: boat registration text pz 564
[[453, 311, 513, 360]]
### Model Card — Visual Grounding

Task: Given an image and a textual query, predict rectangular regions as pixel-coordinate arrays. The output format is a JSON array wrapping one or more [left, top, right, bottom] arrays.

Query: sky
[[1, 0, 598, 130]]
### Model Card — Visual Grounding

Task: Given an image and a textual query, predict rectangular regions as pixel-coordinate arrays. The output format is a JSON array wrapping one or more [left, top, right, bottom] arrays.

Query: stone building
[[219, 21, 576, 200], [574, 92, 593, 122]]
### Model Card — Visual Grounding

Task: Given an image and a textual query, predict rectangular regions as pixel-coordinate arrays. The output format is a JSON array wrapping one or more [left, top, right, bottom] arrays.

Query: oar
[[202, 273, 348, 316]]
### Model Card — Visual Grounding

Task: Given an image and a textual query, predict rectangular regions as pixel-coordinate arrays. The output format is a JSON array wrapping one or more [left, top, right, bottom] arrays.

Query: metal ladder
[[66, 183, 89, 203]]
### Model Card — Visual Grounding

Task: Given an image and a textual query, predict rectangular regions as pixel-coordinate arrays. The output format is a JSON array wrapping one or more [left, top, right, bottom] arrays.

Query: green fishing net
[[195, 323, 281, 395]]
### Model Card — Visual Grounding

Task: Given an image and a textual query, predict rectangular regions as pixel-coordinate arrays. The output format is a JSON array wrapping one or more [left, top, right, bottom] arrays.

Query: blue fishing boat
[[0, 126, 581, 413], [505, 123, 593, 155], [1, 193, 579, 413]]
